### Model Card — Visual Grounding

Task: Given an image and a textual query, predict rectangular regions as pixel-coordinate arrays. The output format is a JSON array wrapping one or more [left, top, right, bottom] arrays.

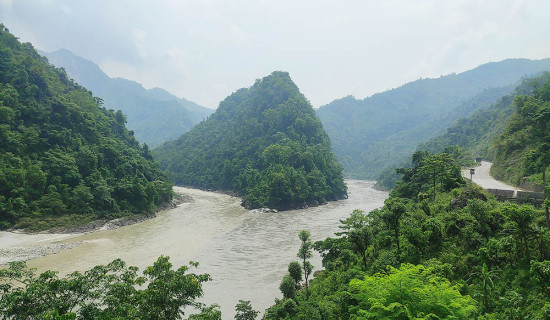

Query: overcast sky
[[1, 0, 549, 109]]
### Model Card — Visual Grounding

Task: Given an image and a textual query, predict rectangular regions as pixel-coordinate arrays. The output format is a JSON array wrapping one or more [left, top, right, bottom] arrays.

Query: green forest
[[491, 74, 550, 189], [377, 72, 550, 190], [0, 26, 173, 230], [317, 59, 550, 179], [154, 71, 347, 210], [264, 151, 550, 319]]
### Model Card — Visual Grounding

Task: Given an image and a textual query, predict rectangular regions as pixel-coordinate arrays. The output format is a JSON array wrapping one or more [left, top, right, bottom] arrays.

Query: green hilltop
[[154, 71, 347, 210]]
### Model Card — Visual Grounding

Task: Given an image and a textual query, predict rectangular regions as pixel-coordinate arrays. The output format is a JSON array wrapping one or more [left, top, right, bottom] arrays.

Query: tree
[[418, 153, 454, 200], [288, 261, 302, 288], [234, 300, 259, 320], [188, 304, 222, 320], [0, 256, 210, 319], [381, 198, 406, 257], [467, 263, 499, 313], [297, 230, 313, 300], [279, 275, 296, 300], [348, 264, 477, 319], [338, 209, 372, 270]]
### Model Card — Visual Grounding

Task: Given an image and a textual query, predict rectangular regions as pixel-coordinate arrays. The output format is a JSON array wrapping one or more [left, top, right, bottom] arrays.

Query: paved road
[[462, 161, 522, 191]]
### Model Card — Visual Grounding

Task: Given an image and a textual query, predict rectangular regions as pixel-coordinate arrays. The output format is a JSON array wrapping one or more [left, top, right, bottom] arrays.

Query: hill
[[317, 58, 550, 178], [0, 25, 172, 230], [41, 49, 213, 147], [490, 73, 550, 187], [418, 73, 550, 161], [154, 71, 347, 210]]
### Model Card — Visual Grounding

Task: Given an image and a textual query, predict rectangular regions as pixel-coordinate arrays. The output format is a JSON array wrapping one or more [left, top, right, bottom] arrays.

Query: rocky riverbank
[[0, 242, 83, 266]]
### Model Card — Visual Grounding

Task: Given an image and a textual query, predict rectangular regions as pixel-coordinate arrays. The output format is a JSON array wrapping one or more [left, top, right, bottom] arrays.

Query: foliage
[[317, 59, 550, 179], [491, 74, 550, 186], [266, 150, 550, 319], [391, 151, 464, 200], [154, 71, 347, 210], [234, 300, 259, 320], [42, 49, 213, 147], [298, 230, 314, 300], [348, 264, 477, 319], [0, 25, 172, 229], [418, 72, 550, 165], [0, 256, 210, 319]]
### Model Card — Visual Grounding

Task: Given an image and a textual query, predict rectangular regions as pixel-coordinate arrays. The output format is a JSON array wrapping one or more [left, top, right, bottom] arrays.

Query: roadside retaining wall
[[519, 178, 544, 192]]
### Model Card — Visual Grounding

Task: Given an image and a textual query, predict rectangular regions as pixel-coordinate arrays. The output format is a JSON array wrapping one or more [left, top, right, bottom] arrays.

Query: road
[[461, 161, 522, 191]]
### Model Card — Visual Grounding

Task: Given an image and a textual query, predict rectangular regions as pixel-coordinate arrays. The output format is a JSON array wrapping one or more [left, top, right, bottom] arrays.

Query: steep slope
[[154, 72, 347, 210], [317, 58, 550, 178], [490, 73, 550, 186], [0, 26, 172, 229], [419, 73, 550, 162], [41, 49, 213, 147]]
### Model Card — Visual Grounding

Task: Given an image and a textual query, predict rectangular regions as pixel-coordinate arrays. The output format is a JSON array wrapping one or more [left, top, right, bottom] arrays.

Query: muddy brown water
[[2, 180, 387, 319]]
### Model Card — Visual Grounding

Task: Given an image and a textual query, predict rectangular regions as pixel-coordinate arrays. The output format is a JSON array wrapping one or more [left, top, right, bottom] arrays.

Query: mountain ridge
[[40, 49, 213, 147], [317, 58, 550, 178]]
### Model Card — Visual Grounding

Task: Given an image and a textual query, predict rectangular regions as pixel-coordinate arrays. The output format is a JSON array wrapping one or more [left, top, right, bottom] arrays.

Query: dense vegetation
[[377, 72, 550, 190], [317, 59, 550, 179], [154, 71, 347, 210], [42, 49, 213, 147], [491, 74, 550, 187], [265, 152, 550, 319], [0, 256, 218, 319], [0, 26, 172, 230]]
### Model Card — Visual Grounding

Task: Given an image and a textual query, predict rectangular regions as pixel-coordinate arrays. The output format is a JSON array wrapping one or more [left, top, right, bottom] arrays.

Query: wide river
[[1, 180, 387, 319]]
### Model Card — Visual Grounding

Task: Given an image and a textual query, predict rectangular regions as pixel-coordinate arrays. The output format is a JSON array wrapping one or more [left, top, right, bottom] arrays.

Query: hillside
[[41, 49, 213, 147], [0, 26, 172, 230], [418, 73, 550, 161], [490, 73, 550, 188], [265, 151, 550, 319], [317, 58, 550, 178], [154, 71, 347, 210]]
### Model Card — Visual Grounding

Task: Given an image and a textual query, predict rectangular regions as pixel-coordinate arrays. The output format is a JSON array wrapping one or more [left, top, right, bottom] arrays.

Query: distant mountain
[[154, 72, 347, 210], [0, 26, 172, 229], [317, 58, 550, 179], [41, 49, 213, 147]]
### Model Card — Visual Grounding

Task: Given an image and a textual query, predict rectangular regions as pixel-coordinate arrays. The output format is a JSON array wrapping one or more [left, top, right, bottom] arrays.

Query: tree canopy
[[154, 71, 346, 210], [0, 25, 172, 230]]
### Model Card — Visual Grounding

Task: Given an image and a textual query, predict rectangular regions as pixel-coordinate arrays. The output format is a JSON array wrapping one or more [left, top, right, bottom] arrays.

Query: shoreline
[[0, 189, 192, 266]]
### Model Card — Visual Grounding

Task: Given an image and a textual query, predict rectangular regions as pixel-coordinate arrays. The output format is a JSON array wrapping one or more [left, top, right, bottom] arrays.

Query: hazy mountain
[[317, 58, 550, 178], [154, 71, 347, 210], [41, 49, 213, 147]]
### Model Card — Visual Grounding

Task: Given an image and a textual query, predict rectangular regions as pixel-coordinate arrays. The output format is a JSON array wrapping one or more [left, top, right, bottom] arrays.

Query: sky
[[1, 0, 550, 109]]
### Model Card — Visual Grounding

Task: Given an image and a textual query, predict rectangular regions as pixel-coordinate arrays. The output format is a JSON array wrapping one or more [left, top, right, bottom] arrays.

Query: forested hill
[[490, 73, 550, 188], [418, 72, 550, 163], [41, 49, 213, 147], [154, 71, 347, 210], [317, 58, 550, 178], [0, 26, 172, 230]]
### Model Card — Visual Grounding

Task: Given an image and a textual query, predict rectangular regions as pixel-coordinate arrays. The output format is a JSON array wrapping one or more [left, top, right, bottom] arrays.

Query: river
[[1, 180, 387, 319]]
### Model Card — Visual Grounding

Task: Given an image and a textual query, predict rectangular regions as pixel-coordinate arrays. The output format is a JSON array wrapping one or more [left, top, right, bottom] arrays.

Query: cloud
[[229, 25, 252, 44], [133, 29, 148, 59]]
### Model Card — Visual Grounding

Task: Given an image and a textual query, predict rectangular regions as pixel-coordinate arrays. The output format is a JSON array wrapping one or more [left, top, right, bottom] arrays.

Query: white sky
[[1, 0, 549, 109]]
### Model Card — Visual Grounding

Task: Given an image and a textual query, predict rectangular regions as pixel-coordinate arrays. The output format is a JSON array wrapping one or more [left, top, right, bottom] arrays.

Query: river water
[[4, 180, 387, 319]]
